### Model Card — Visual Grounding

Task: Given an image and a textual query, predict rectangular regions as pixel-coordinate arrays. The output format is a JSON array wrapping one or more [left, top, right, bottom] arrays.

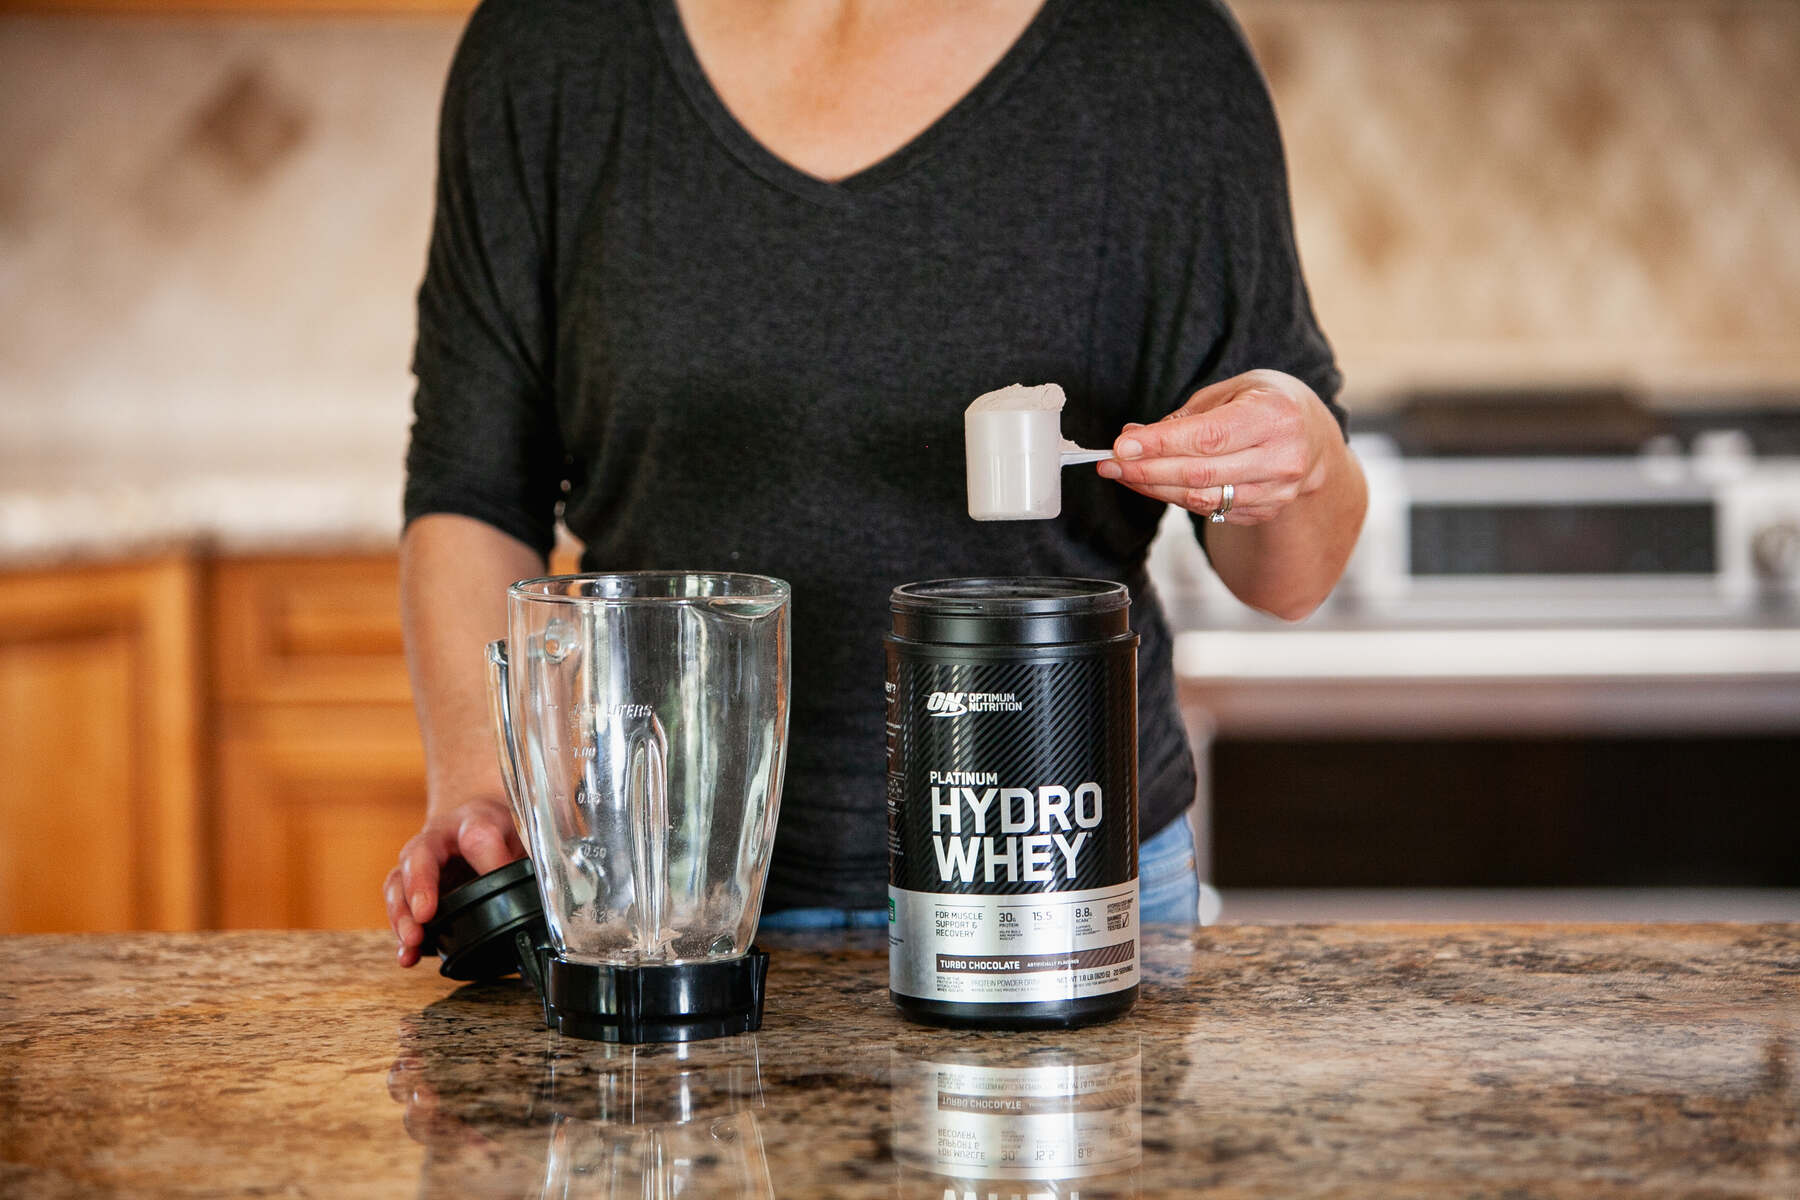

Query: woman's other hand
[[383, 798, 525, 968], [389, 514, 544, 967]]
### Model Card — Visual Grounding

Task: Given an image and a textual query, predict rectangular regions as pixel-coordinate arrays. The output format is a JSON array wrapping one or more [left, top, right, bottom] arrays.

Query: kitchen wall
[[2, 0, 1797, 492], [0, 17, 456, 491], [1245, 0, 1800, 401]]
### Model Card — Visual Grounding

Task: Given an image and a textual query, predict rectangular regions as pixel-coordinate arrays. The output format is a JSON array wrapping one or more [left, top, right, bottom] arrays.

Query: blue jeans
[[759, 810, 1202, 930]]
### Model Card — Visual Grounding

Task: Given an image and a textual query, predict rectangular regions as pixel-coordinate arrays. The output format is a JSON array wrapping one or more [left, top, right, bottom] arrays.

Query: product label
[[887, 649, 1138, 1004]]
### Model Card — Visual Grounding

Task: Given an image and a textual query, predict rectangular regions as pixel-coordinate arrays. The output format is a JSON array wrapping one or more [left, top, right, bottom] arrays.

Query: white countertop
[[1216, 887, 1800, 924], [1172, 625, 1800, 737], [1175, 624, 1800, 680], [0, 473, 402, 567]]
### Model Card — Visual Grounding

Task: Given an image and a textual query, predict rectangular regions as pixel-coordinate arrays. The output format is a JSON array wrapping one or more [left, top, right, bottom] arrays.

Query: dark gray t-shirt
[[405, 0, 1343, 910]]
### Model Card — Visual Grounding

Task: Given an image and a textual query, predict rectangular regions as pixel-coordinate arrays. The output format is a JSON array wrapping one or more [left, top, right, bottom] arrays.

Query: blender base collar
[[523, 943, 772, 1043], [424, 861, 772, 1044]]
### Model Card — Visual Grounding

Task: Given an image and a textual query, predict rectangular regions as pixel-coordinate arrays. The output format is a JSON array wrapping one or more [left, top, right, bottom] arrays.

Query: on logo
[[925, 691, 968, 717]]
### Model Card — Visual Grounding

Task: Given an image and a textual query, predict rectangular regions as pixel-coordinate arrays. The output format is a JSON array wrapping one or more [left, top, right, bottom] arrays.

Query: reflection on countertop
[[391, 998, 772, 1198], [1, 927, 1796, 1197], [391, 999, 1144, 1199], [890, 1033, 1141, 1198]]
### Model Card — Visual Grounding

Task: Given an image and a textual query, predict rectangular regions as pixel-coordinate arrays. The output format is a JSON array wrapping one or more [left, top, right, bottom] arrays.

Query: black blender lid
[[419, 858, 547, 981]]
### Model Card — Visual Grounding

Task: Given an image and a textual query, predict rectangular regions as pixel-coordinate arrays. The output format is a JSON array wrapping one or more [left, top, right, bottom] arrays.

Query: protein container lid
[[889, 577, 1130, 646]]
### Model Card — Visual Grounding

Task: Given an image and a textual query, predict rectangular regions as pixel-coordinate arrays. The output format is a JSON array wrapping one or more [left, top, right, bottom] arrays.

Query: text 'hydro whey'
[[886, 578, 1139, 1029]]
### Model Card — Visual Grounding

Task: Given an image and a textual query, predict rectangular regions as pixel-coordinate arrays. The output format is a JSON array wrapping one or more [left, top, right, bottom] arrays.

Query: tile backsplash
[[1240, 0, 1800, 401], [0, 17, 457, 487], [2, 1, 1796, 491]]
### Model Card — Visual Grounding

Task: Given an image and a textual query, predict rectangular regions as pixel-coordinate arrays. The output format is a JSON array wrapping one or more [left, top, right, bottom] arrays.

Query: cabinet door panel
[[287, 794, 430, 930], [0, 558, 200, 932], [213, 556, 412, 706], [0, 634, 138, 930], [215, 704, 425, 930]]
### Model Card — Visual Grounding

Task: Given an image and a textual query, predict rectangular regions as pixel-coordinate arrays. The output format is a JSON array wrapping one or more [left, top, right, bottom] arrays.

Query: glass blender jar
[[431, 571, 790, 1043]]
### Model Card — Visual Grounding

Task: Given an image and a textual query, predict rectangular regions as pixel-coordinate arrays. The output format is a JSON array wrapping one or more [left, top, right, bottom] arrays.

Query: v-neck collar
[[649, 0, 1073, 207]]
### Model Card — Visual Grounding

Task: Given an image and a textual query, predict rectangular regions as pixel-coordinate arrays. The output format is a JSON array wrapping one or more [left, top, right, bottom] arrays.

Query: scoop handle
[[1059, 447, 1115, 466]]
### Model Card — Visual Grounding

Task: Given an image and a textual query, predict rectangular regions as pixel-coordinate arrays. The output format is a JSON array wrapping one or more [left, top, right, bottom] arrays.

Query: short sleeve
[[403, 1, 564, 557], [1132, 3, 1345, 439], [1191, 66, 1345, 435]]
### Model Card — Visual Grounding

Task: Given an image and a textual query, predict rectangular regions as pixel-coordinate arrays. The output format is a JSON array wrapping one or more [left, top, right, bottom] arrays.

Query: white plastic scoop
[[964, 383, 1114, 520]]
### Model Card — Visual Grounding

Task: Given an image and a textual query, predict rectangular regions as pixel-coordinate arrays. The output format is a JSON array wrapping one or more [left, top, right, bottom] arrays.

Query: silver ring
[[1208, 482, 1234, 524]]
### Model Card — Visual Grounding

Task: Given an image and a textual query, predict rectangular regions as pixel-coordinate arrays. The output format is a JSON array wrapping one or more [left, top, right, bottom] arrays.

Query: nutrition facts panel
[[889, 882, 1139, 1003]]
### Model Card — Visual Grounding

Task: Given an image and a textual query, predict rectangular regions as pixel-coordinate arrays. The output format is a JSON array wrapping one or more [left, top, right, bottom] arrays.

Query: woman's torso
[[419, 0, 1337, 907]]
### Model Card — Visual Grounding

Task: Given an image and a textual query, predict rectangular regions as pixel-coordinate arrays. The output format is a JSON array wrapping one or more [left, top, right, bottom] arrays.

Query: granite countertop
[[2, 926, 1796, 1197]]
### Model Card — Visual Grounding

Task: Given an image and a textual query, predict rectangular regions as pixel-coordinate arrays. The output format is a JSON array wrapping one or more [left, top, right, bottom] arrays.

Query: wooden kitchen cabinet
[[0, 556, 203, 933], [211, 555, 423, 931], [0, 549, 574, 933]]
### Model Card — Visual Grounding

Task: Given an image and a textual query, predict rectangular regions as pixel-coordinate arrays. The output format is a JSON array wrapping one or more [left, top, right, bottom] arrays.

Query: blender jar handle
[[485, 639, 533, 842]]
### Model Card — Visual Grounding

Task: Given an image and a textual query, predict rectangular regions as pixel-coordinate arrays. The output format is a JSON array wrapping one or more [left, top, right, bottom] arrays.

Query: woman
[[385, 0, 1365, 964]]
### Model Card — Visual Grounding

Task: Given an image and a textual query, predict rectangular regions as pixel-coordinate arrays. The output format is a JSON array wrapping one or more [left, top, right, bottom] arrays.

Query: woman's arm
[[383, 513, 544, 967], [1099, 368, 1367, 621]]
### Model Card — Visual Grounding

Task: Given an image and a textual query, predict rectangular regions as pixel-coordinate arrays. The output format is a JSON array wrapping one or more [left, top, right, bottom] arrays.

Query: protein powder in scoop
[[963, 383, 1115, 521], [886, 578, 1140, 1029]]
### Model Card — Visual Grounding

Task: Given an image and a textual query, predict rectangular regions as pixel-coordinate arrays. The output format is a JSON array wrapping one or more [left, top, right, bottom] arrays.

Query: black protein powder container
[[886, 578, 1139, 1030]]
